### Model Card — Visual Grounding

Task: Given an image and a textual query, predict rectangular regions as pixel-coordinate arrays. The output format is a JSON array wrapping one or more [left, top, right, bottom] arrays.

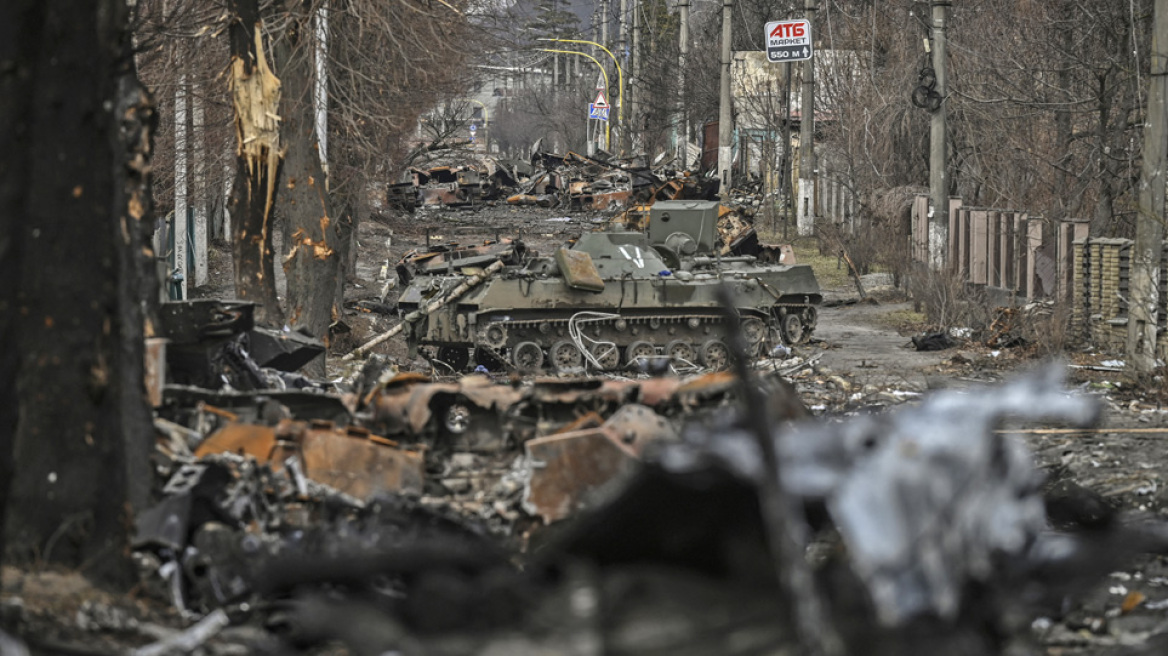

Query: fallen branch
[[341, 259, 504, 362], [131, 609, 229, 656], [996, 427, 1168, 435], [839, 247, 867, 300]]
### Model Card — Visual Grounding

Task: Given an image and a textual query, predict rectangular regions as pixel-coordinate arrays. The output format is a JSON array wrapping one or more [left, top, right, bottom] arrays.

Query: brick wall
[[1073, 238, 1168, 357]]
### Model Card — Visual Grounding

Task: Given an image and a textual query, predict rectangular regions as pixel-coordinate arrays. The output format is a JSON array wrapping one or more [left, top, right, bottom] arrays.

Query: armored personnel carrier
[[395, 200, 821, 372]]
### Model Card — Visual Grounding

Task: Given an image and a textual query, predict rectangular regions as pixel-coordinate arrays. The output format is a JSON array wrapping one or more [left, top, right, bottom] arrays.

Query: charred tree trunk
[[333, 170, 364, 280], [276, 0, 341, 373], [0, 0, 155, 585], [229, 0, 286, 327]]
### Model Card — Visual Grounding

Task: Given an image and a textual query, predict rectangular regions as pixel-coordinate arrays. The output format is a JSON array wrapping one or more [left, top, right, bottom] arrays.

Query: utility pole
[[192, 88, 208, 287], [678, 0, 690, 167], [632, 0, 642, 158], [1128, 0, 1168, 373], [797, 0, 816, 235], [600, 0, 609, 48], [928, 0, 950, 269], [783, 60, 793, 240], [174, 75, 188, 299], [718, 0, 733, 197], [619, 0, 630, 154]]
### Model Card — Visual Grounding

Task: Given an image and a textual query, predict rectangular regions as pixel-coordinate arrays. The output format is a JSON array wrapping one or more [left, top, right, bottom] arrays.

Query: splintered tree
[[228, 0, 286, 327], [0, 0, 155, 583]]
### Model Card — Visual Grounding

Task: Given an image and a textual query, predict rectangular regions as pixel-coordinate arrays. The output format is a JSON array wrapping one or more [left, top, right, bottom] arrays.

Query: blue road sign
[[589, 104, 610, 121]]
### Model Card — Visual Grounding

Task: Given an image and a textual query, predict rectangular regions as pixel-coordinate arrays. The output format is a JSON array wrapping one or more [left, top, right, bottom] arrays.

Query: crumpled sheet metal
[[662, 365, 1100, 626], [523, 427, 638, 523], [524, 404, 676, 523], [293, 423, 424, 500], [195, 419, 424, 498], [371, 374, 524, 436]]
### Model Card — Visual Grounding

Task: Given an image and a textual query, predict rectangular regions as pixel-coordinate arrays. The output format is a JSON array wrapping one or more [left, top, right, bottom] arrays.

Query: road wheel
[[803, 306, 818, 333], [625, 340, 657, 368], [481, 323, 507, 349], [699, 339, 730, 370], [781, 313, 805, 345], [589, 342, 621, 370], [666, 340, 695, 364], [512, 341, 544, 373], [549, 340, 584, 372], [473, 346, 505, 372], [438, 346, 469, 372], [741, 318, 767, 354]]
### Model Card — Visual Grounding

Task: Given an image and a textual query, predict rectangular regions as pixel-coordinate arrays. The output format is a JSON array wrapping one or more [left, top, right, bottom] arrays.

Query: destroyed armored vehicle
[[395, 200, 821, 372]]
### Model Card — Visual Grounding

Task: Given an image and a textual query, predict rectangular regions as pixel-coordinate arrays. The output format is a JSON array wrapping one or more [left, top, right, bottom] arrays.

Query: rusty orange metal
[[523, 427, 638, 523], [552, 411, 605, 435], [602, 404, 676, 457], [194, 419, 424, 498], [634, 377, 684, 407], [195, 422, 286, 462], [294, 424, 424, 498]]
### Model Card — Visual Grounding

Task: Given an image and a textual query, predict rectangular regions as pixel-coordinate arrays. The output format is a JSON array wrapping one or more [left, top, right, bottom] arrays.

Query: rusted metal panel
[[603, 404, 676, 456], [523, 427, 638, 523], [369, 375, 522, 452], [631, 377, 683, 407], [195, 423, 286, 462], [457, 375, 526, 409], [193, 419, 423, 498], [523, 401, 679, 523], [296, 424, 424, 498], [420, 185, 464, 207], [574, 189, 632, 211]]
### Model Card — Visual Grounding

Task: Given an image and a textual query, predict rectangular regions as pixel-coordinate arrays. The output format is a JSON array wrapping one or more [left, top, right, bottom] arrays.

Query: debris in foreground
[[119, 364, 1168, 655]]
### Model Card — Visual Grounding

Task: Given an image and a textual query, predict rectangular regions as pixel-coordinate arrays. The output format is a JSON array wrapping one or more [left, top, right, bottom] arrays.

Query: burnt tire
[[512, 341, 545, 373], [699, 339, 730, 370], [781, 313, 805, 345]]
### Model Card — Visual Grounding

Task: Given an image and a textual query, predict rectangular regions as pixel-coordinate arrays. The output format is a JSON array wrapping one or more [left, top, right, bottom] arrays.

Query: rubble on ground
[[384, 146, 783, 228], [110, 356, 1168, 655]]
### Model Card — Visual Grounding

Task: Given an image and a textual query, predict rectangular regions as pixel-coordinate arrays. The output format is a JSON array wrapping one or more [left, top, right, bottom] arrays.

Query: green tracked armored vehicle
[[395, 200, 821, 372]]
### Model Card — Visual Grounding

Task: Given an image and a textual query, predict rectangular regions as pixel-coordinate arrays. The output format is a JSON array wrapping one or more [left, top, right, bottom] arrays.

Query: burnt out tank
[[395, 200, 821, 372]]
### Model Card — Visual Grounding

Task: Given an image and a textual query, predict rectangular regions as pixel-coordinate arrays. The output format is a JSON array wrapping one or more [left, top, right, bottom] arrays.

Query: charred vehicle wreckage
[[391, 200, 822, 373], [387, 147, 708, 213]]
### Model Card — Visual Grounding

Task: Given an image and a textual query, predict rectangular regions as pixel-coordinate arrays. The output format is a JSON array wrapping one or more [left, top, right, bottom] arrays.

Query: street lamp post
[[540, 48, 611, 151], [538, 37, 623, 153]]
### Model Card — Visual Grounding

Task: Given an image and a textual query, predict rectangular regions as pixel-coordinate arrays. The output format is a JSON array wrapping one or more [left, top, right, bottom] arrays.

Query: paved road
[[809, 298, 961, 391]]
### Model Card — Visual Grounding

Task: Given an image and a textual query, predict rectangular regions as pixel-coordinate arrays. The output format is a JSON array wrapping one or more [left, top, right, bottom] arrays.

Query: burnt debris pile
[[125, 326, 1168, 655]]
